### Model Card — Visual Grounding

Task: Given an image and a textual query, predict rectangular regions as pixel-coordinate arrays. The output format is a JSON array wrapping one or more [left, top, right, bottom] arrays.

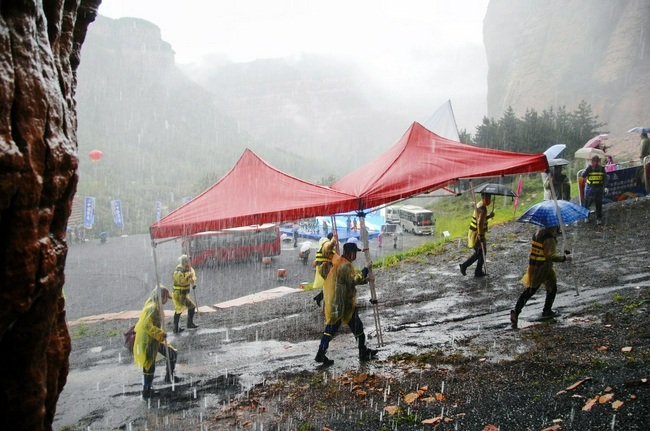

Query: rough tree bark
[[0, 1, 101, 429]]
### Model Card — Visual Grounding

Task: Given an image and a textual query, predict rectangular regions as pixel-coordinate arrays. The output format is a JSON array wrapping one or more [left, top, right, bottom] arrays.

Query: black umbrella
[[548, 158, 570, 167], [473, 183, 517, 197]]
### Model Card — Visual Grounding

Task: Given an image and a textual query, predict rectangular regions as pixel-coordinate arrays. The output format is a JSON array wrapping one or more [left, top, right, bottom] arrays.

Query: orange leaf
[[385, 405, 398, 415], [354, 373, 368, 383], [598, 393, 614, 404], [582, 396, 598, 411], [566, 377, 592, 391], [612, 400, 624, 410], [422, 416, 442, 425], [404, 392, 419, 404]]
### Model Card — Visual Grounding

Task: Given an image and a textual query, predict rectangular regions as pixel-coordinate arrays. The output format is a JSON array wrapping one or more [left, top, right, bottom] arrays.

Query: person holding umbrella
[[510, 225, 572, 329], [459, 192, 494, 277], [640, 132, 650, 160], [544, 165, 570, 201]]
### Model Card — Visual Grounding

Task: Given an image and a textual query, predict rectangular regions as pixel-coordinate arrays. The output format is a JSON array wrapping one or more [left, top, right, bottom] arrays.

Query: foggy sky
[[98, 0, 490, 131]]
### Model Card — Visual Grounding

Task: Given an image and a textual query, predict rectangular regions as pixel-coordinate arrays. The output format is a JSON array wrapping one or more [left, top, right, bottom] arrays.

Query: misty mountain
[[178, 54, 414, 170], [75, 16, 340, 234]]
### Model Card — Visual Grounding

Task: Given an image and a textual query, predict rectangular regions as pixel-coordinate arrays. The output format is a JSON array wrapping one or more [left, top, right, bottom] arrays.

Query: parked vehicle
[[398, 205, 435, 235], [184, 224, 281, 266], [385, 206, 400, 224]]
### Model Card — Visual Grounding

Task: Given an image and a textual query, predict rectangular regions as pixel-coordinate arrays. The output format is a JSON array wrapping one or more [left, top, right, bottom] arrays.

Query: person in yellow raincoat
[[133, 286, 180, 398], [314, 242, 377, 365], [172, 254, 198, 333], [312, 233, 337, 307], [510, 225, 572, 329], [459, 193, 494, 277]]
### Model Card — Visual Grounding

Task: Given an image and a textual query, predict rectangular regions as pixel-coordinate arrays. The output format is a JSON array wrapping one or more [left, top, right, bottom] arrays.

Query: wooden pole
[[152, 243, 175, 390], [547, 178, 579, 296], [359, 215, 383, 347]]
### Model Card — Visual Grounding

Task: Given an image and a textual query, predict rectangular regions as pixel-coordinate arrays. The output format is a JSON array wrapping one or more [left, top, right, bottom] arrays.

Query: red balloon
[[89, 150, 103, 161]]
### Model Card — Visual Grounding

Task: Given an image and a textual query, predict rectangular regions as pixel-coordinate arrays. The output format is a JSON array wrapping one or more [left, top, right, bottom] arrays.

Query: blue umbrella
[[627, 127, 650, 134], [517, 200, 589, 227]]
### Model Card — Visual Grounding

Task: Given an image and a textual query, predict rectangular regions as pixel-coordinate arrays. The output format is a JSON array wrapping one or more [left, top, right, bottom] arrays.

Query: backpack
[[123, 325, 136, 352]]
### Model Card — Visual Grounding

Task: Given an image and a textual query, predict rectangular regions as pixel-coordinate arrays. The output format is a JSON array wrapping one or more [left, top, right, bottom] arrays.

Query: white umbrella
[[627, 127, 650, 134], [574, 147, 605, 160], [544, 144, 566, 160]]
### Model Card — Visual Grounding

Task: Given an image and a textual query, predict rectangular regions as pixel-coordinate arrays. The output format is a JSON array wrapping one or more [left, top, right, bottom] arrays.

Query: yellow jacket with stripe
[[467, 201, 489, 248], [521, 228, 566, 289], [173, 265, 196, 291]]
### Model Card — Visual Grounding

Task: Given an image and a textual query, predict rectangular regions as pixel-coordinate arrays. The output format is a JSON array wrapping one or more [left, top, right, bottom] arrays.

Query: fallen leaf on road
[[604, 387, 612, 392], [322, 427, 334, 431], [404, 392, 419, 404], [420, 385, 429, 391], [482, 425, 498, 431], [598, 346, 608, 351], [385, 405, 398, 415], [540, 426, 561, 431], [582, 396, 598, 411], [421, 396, 436, 402], [556, 390, 566, 396], [353, 373, 368, 383], [621, 346, 633, 353], [422, 416, 442, 425], [566, 377, 592, 391], [598, 393, 614, 404], [436, 392, 446, 401], [612, 400, 624, 410]]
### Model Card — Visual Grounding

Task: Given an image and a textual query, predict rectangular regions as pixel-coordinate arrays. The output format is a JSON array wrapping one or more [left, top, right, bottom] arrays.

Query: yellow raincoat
[[521, 228, 566, 290], [323, 255, 366, 325], [133, 290, 172, 370], [312, 237, 337, 290], [467, 201, 488, 248]]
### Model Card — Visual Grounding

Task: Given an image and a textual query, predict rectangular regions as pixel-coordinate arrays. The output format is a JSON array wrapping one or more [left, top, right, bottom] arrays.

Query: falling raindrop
[[610, 414, 616, 430], [194, 388, 197, 399]]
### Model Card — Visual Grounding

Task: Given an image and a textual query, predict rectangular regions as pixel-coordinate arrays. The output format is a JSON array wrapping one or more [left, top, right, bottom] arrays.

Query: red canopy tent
[[331, 122, 549, 210], [150, 149, 358, 240]]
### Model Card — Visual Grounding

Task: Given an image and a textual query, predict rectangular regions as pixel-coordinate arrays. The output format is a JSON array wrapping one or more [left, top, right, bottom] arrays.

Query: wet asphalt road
[[63, 231, 428, 321]]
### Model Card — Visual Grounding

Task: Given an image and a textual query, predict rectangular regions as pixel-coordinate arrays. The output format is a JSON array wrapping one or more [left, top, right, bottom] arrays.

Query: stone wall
[[484, 0, 650, 156], [0, 1, 100, 429]]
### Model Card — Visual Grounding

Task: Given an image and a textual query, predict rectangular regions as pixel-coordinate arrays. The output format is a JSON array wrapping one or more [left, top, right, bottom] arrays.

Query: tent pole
[[331, 215, 340, 254], [359, 214, 383, 347], [548, 179, 579, 296], [152, 241, 174, 390], [468, 180, 488, 275]]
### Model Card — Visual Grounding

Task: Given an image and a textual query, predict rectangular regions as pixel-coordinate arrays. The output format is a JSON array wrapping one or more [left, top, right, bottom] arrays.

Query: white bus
[[385, 206, 400, 224], [398, 205, 435, 235]]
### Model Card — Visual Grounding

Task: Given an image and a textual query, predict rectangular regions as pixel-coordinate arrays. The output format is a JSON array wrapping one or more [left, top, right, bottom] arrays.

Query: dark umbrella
[[473, 183, 517, 197], [548, 158, 570, 167]]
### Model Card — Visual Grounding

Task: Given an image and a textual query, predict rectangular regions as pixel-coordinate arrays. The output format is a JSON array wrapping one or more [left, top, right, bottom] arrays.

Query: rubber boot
[[510, 309, 519, 329], [459, 263, 467, 276], [164, 370, 182, 384], [542, 288, 558, 318], [313, 291, 323, 307], [315, 348, 334, 365], [173, 313, 184, 334], [187, 308, 199, 329], [359, 345, 378, 360]]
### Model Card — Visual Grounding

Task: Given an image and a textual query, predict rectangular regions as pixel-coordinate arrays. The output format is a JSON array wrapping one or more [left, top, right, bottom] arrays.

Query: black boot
[[510, 309, 519, 329], [359, 345, 378, 360], [315, 348, 334, 365], [313, 291, 323, 307], [187, 308, 199, 329], [173, 313, 184, 334], [142, 387, 154, 398], [459, 263, 467, 276], [164, 371, 182, 384]]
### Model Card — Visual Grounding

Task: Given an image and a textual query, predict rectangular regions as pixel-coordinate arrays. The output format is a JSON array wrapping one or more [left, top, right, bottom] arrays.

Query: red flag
[[513, 175, 523, 214]]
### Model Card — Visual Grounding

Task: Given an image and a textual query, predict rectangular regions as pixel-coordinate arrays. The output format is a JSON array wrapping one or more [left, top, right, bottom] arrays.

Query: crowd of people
[[133, 136, 650, 398]]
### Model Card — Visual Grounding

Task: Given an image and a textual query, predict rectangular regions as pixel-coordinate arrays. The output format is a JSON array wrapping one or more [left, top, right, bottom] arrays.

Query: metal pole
[[359, 215, 383, 347], [152, 242, 174, 389], [548, 178, 579, 296], [468, 180, 488, 275]]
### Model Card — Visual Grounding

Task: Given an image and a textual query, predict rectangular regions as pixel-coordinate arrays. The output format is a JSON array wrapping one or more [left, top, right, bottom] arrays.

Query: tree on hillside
[[472, 101, 606, 156]]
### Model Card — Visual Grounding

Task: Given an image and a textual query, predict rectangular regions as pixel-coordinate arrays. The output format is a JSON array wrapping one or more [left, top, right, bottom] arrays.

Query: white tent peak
[[421, 100, 460, 142]]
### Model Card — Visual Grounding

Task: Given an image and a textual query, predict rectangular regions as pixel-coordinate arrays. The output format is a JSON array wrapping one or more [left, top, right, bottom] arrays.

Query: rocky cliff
[[484, 0, 650, 157], [0, 1, 100, 429]]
